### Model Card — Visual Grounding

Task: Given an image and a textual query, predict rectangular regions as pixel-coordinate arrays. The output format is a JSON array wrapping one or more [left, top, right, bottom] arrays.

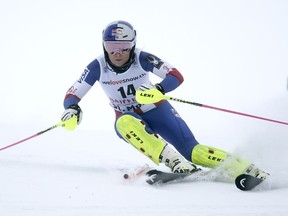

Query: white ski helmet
[[102, 21, 137, 73], [102, 20, 136, 45]]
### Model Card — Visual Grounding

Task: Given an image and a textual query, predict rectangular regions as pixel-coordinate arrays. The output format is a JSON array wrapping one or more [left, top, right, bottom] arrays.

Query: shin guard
[[192, 144, 252, 178], [116, 114, 165, 164]]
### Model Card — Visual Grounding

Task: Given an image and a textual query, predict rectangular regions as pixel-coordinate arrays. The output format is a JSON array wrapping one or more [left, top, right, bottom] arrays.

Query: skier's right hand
[[61, 104, 83, 125]]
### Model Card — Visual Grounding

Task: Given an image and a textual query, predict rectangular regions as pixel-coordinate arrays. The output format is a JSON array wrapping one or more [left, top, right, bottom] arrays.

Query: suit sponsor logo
[[101, 73, 146, 85], [146, 55, 164, 69], [78, 68, 90, 83]]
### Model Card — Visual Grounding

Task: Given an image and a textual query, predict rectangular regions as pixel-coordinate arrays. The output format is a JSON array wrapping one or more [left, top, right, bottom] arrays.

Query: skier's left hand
[[139, 83, 164, 94]]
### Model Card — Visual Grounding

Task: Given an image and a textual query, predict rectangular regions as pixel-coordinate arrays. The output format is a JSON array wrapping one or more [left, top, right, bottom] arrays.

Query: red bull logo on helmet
[[112, 28, 124, 39]]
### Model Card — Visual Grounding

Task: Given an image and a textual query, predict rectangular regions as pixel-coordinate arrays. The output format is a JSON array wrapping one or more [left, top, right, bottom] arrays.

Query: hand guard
[[139, 83, 165, 94], [61, 104, 83, 125]]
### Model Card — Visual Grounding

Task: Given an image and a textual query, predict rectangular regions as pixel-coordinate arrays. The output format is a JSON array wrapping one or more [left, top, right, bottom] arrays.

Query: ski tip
[[235, 174, 263, 191], [146, 169, 161, 176], [145, 169, 162, 185], [146, 177, 157, 185]]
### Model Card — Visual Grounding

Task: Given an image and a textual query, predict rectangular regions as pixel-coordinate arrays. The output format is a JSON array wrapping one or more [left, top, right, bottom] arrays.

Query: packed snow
[[1, 0, 288, 215]]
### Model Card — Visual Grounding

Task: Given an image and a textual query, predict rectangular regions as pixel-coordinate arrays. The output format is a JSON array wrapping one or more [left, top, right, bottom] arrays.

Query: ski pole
[[0, 115, 77, 152], [136, 89, 288, 126]]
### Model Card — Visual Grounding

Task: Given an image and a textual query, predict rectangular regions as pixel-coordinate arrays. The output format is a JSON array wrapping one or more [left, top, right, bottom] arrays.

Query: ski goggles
[[104, 41, 133, 55]]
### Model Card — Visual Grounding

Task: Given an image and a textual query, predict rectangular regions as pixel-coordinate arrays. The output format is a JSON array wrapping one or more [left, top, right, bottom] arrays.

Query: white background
[[0, 0, 288, 215]]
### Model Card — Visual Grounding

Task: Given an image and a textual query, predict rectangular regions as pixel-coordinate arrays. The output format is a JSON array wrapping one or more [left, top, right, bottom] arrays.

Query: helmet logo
[[112, 28, 127, 40], [103, 21, 135, 42]]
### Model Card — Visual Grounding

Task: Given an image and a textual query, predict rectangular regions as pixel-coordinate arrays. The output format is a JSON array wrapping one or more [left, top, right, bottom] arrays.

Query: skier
[[61, 20, 268, 180]]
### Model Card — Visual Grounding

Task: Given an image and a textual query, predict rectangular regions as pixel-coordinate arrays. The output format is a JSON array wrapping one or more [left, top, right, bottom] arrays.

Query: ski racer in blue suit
[[61, 20, 269, 180]]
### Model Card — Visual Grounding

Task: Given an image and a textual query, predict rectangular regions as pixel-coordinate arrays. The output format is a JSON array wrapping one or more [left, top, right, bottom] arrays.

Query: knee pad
[[115, 113, 165, 164]]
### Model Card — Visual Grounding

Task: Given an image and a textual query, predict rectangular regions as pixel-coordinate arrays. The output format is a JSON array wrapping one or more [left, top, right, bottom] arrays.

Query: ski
[[146, 169, 211, 185], [235, 174, 264, 191], [146, 169, 267, 191]]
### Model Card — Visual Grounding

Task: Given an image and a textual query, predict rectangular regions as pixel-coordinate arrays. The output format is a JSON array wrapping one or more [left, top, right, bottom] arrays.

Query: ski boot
[[244, 164, 270, 180], [160, 144, 200, 174]]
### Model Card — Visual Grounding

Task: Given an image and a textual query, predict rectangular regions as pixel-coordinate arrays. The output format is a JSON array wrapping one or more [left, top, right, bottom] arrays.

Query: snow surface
[[1, 0, 288, 215], [1, 125, 288, 216]]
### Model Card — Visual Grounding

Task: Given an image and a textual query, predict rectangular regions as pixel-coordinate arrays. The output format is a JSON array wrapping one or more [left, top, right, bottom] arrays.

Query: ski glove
[[139, 83, 165, 94], [61, 104, 83, 125]]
